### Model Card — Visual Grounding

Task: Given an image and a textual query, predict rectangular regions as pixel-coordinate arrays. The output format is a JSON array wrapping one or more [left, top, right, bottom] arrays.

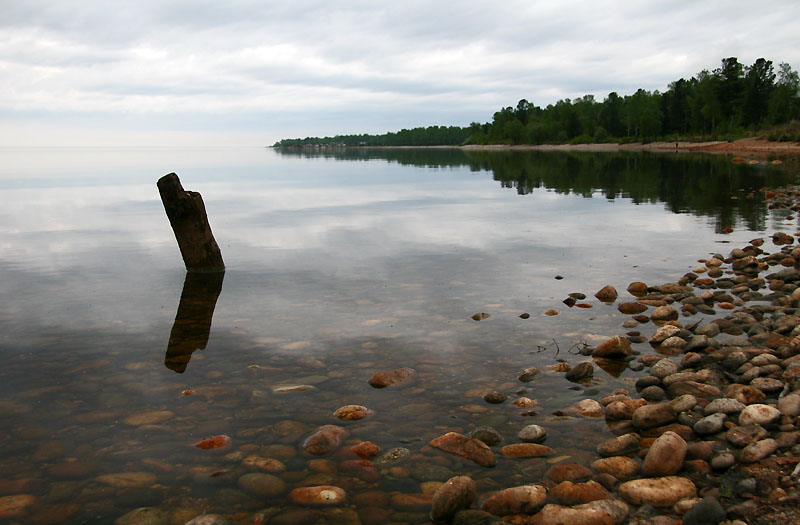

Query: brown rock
[[529, 504, 616, 525], [368, 367, 415, 388], [480, 484, 547, 516], [642, 431, 687, 476], [618, 476, 697, 507], [596, 433, 641, 457], [632, 403, 677, 429], [289, 486, 347, 506], [429, 432, 496, 467], [565, 362, 594, 381], [595, 285, 619, 302], [549, 480, 611, 505], [590, 456, 640, 480], [0, 494, 37, 520], [725, 384, 767, 405], [592, 336, 634, 358], [302, 425, 348, 456], [501, 443, 554, 458], [351, 441, 380, 459], [651, 306, 679, 322], [545, 463, 594, 483], [430, 476, 477, 522], [627, 282, 648, 297], [618, 302, 648, 314], [390, 493, 432, 511], [333, 405, 374, 421]]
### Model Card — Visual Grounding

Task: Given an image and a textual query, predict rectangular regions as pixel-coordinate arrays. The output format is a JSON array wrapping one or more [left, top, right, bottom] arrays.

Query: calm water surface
[[0, 147, 795, 522]]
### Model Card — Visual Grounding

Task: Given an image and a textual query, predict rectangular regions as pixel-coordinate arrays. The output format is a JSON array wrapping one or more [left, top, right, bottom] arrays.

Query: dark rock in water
[[595, 285, 618, 302], [592, 336, 634, 358], [545, 463, 593, 483], [569, 292, 587, 299], [429, 432, 496, 467], [471, 312, 491, 321], [563, 297, 577, 307], [627, 282, 648, 296], [452, 509, 501, 525], [619, 302, 647, 314], [430, 476, 477, 522], [518, 312, 530, 319], [682, 497, 727, 525], [470, 426, 503, 447], [302, 425, 348, 456], [517, 367, 541, 383], [483, 391, 507, 404], [518, 425, 547, 444], [565, 362, 594, 382], [549, 480, 611, 506], [368, 367, 416, 388]]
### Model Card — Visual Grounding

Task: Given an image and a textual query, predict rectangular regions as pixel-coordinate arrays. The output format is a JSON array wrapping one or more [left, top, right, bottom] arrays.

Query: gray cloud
[[1, 0, 799, 145]]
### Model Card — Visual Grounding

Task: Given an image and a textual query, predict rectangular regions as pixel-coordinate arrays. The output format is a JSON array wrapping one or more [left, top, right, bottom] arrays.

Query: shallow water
[[0, 147, 795, 522]]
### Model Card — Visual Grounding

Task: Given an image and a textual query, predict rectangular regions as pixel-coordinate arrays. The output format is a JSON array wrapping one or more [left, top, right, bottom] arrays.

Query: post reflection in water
[[164, 271, 224, 373]]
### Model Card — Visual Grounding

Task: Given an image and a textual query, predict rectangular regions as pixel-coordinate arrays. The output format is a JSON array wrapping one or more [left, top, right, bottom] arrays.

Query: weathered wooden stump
[[157, 173, 225, 272], [164, 272, 224, 373]]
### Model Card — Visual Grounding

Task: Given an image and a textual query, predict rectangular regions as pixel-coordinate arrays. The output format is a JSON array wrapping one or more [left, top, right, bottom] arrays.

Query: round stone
[[518, 425, 547, 444]]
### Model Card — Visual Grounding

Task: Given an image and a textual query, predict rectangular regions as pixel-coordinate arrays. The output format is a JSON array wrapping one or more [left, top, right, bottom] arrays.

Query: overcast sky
[[1, 0, 799, 147]]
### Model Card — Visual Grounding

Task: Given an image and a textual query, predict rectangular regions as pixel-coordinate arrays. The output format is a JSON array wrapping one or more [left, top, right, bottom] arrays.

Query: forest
[[274, 57, 800, 147]]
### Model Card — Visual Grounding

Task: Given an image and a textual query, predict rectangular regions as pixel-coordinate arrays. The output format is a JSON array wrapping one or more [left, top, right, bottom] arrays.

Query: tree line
[[274, 57, 800, 147]]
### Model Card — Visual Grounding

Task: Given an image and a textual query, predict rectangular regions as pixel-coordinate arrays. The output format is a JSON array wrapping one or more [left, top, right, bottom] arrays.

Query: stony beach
[[3, 161, 800, 525]]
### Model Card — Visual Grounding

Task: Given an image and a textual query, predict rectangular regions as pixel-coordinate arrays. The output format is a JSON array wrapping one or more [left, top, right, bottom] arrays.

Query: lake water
[[0, 146, 795, 523]]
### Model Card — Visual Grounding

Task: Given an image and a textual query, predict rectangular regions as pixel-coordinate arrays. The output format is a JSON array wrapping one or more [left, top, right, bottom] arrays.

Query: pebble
[[739, 438, 778, 463], [237, 472, 286, 497], [518, 424, 547, 443], [704, 398, 745, 416], [565, 362, 594, 381], [778, 393, 800, 416], [368, 367, 416, 388], [642, 431, 687, 476], [596, 433, 640, 457], [302, 425, 348, 456], [545, 463, 593, 483], [592, 336, 634, 358], [590, 456, 640, 480], [430, 476, 476, 522], [682, 496, 727, 525], [518, 367, 540, 382], [549, 480, 611, 506], [500, 443, 554, 458], [428, 432, 496, 467], [289, 486, 347, 506], [694, 413, 727, 435], [738, 404, 781, 426], [619, 476, 697, 507], [0, 494, 37, 520], [470, 426, 503, 446], [480, 484, 547, 516]]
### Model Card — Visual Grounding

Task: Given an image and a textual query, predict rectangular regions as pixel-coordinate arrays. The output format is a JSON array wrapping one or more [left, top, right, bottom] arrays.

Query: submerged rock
[[430, 476, 476, 522], [618, 476, 697, 507], [368, 367, 416, 388], [480, 484, 546, 516], [429, 432, 496, 467]]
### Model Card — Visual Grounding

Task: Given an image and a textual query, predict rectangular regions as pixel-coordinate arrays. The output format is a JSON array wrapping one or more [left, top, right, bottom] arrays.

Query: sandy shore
[[455, 138, 800, 158]]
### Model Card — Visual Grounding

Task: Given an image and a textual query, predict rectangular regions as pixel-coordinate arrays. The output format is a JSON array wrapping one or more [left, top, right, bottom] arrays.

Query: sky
[[1, 0, 799, 147]]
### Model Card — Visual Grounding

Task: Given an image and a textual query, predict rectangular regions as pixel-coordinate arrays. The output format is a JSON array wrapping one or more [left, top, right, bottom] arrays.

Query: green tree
[[742, 58, 775, 126]]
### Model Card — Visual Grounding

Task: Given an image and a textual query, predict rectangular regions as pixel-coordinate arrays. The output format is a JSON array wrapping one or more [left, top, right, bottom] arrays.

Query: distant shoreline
[[276, 138, 800, 159]]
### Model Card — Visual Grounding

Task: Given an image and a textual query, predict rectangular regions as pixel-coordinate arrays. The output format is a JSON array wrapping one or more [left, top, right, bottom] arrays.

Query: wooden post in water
[[157, 173, 225, 272]]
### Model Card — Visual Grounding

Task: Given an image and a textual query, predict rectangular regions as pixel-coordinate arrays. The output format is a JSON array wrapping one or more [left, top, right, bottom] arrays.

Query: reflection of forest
[[275, 148, 797, 232]]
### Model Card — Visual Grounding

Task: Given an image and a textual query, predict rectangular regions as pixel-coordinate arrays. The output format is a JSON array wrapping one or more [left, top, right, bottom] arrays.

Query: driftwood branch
[[157, 173, 225, 272]]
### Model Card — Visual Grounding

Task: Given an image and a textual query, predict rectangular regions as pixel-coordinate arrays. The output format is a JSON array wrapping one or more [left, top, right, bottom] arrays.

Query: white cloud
[[1, 0, 799, 145]]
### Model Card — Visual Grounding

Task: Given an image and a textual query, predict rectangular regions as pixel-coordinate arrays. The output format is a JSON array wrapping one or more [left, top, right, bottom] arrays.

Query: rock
[[545, 463, 593, 483], [95, 472, 157, 488], [650, 358, 680, 378], [391, 493, 432, 511], [500, 443, 554, 458], [429, 432, 496, 467], [739, 404, 781, 426], [237, 473, 286, 497], [726, 425, 769, 448], [710, 452, 736, 470], [627, 282, 648, 296], [725, 384, 766, 405], [242, 455, 286, 472], [591, 456, 640, 480], [0, 495, 37, 520], [549, 480, 611, 505], [351, 441, 380, 459], [618, 476, 697, 507], [184, 515, 232, 525], [597, 433, 640, 457], [704, 398, 745, 416], [682, 496, 727, 525], [604, 398, 646, 420], [518, 367, 541, 382], [368, 367, 415, 388], [739, 438, 778, 463], [480, 484, 547, 516], [339, 460, 379, 482], [518, 424, 547, 443], [430, 476, 477, 522], [302, 425, 348, 456], [289, 486, 347, 506], [471, 312, 491, 321], [333, 405, 374, 421], [595, 285, 619, 302], [778, 394, 800, 416], [566, 362, 594, 381], [556, 399, 604, 418], [619, 302, 648, 314], [667, 381, 721, 399], [528, 504, 616, 525], [123, 410, 174, 426], [592, 336, 634, 358], [642, 431, 687, 476], [470, 426, 503, 446], [694, 413, 727, 435], [578, 499, 630, 524], [483, 391, 507, 404], [641, 386, 666, 402], [632, 403, 677, 429], [113, 507, 170, 525], [651, 306, 679, 322]]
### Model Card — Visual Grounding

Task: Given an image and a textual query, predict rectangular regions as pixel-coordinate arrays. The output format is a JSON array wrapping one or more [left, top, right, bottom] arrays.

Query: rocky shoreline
[[66, 185, 800, 524]]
